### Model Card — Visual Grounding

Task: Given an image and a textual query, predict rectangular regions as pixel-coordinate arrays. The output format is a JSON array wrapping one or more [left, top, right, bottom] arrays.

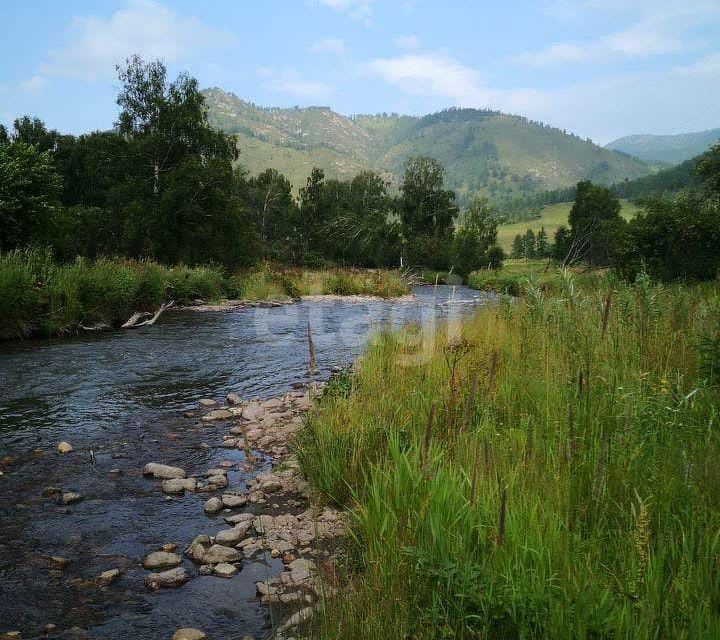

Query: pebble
[[61, 492, 82, 505], [199, 399, 218, 407], [57, 442, 73, 454], [226, 392, 243, 405], [98, 568, 120, 584], [203, 497, 223, 514], [143, 462, 187, 480], [50, 556, 68, 569], [162, 543, 177, 553], [213, 562, 238, 578], [144, 567, 189, 590]]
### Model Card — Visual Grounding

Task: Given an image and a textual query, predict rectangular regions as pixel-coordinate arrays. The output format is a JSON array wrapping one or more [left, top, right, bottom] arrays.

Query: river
[[0, 286, 493, 639]]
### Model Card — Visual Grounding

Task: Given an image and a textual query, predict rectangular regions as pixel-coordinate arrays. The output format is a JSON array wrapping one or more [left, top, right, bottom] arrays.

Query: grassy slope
[[497, 199, 642, 252], [606, 128, 720, 164], [298, 276, 720, 639], [204, 89, 652, 202]]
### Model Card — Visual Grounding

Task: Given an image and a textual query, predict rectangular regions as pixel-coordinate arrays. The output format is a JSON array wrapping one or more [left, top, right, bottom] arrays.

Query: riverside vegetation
[[297, 272, 720, 639], [0, 249, 408, 339]]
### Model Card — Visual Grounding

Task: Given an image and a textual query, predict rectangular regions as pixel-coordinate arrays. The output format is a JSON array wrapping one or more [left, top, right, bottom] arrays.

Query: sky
[[0, 0, 718, 144]]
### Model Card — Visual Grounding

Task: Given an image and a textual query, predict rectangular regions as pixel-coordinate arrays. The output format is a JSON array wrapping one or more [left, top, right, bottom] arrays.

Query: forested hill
[[606, 128, 720, 165], [203, 87, 651, 205]]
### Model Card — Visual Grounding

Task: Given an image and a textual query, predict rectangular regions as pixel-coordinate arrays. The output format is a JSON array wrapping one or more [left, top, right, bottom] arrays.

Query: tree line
[[0, 56, 504, 277], [509, 145, 720, 281]]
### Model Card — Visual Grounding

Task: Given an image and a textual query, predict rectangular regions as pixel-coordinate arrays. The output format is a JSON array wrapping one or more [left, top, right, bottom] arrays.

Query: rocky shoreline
[[139, 385, 341, 640]]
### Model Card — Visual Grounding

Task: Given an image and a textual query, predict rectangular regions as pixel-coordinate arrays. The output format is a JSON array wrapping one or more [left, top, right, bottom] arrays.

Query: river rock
[[203, 497, 223, 514], [143, 463, 187, 480], [199, 399, 217, 407], [172, 630, 207, 640], [162, 478, 198, 494], [242, 404, 265, 421], [98, 568, 120, 584], [289, 558, 315, 583], [201, 544, 240, 564], [213, 562, 238, 578], [224, 512, 254, 525], [0, 632, 22, 640], [184, 535, 211, 561], [202, 409, 233, 422], [142, 551, 182, 569], [215, 525, 249, 545], [279, 606, 314, 632], [144, 567, 189, 590], [207, 474, 228, 488], [226, 392, 243, 406], [205, 468, 228, 477], [219, 460, 234, 469], [57, 441, 74, 454], [61, 492, 82, 505], [221, 493, 247, 508]]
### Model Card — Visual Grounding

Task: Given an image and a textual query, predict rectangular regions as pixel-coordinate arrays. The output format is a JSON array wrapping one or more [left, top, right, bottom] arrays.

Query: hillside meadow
[[497, 199, 642, 253]]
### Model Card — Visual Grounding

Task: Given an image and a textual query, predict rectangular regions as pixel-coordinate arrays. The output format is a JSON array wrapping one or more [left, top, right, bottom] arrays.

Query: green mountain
[[606, 129, 720, 165], [204, 87, 652, 205]]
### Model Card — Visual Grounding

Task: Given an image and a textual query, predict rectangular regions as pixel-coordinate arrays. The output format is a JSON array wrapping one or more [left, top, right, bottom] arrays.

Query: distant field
[[497, 200, 642, 253]]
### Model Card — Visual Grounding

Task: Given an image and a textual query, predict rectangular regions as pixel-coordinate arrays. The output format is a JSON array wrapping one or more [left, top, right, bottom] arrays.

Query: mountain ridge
[[204, 87, 652, 206], [606, 128, 720, 165]]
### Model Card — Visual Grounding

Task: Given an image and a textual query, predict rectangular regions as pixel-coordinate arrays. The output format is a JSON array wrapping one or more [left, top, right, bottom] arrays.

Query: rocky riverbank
[[140, 385, 343, 640]]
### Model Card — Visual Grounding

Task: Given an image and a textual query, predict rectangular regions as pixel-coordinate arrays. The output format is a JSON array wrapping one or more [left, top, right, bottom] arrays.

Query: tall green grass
[[0, 252, 411, 339], [0, 249, 227, 338], [297, 274, 720, 639]]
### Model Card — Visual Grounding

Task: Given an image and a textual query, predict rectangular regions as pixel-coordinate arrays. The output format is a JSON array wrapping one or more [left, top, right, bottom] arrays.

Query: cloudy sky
[[1, 0, 718, 143]]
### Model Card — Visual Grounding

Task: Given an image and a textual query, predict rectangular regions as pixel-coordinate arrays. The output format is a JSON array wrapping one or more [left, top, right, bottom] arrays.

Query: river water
[[0, 286, 492, 639]]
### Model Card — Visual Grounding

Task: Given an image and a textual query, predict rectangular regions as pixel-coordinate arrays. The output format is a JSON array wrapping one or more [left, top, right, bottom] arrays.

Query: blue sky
[[1, 0, 718, 143]]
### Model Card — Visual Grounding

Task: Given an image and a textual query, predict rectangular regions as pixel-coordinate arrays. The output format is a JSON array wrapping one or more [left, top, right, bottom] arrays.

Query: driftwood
[[122, 300, 175, 329]]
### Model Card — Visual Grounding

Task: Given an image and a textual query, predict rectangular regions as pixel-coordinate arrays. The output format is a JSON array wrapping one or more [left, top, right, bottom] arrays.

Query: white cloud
[[516, 3, 718, 66], [20, 75, 48, 92], [29, 0, 234, 83], [310, 38, 347, 55], [312, 0, 375, 24], [393, 35, 420, 50]]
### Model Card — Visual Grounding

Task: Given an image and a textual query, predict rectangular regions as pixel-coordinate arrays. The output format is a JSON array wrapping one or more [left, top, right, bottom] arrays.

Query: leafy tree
[[297, 167, 330, 264], [0, 142, 62, 250], [486, 244, 505, 270], [616, 194, 720, 282], [568, 181, 624, 265], [451, 195, 501, 275], [0, 125, 9, 146], [247, 168, 297, 260], [696, 143, 720, 197], [400, 156, 458, 267], [12, 116, 59, 152]]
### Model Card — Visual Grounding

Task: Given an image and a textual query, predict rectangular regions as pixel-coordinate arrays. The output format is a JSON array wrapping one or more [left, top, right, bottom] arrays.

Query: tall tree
[[568, 181, 624, 266], [400, 156, 458, 267]]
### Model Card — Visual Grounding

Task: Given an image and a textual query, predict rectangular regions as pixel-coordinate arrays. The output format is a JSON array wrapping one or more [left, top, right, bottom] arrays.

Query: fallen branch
[[122, 300, 175, 329]]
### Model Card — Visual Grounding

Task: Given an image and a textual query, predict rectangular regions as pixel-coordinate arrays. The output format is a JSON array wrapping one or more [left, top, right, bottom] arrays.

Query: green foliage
[[616, 195, 720, 282], [568, 180, 625, 266], [298, 279, 720, 639], [606, 128, 720, 165], [0, 142, 62, 250]]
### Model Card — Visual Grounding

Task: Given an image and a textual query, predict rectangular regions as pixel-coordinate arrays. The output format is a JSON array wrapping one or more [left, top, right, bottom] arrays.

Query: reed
[[297, 276, 720, 639]]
